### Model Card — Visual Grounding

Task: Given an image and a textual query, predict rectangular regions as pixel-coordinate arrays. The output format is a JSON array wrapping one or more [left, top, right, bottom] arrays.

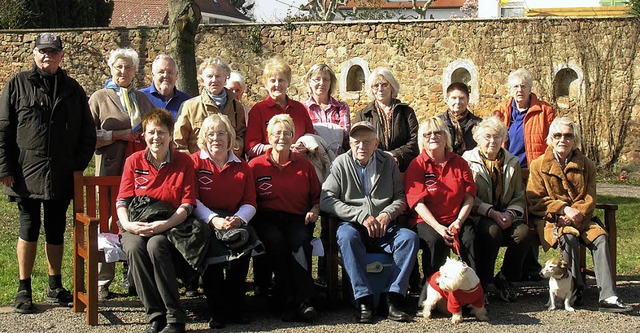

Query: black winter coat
[[0, 66, 96, 200], [353, 99, 419, 172]]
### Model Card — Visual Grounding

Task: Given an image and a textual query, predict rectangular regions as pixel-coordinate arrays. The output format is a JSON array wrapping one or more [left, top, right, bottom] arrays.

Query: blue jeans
[[337, 222, 419, 300]]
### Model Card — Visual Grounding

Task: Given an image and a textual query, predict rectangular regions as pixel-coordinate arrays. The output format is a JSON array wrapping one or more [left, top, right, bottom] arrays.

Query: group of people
[[0, 32, 633, 333]]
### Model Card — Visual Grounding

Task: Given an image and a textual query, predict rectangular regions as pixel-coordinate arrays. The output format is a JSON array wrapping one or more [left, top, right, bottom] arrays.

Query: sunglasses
[[552, 132, 574, 140]]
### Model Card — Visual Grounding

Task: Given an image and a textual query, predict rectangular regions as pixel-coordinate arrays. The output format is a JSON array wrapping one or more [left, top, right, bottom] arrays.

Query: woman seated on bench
[[462, 116, 530, 302], [191, 114, 258, 329], [116, 109, 196, 333], [526, 116, 632, 313]]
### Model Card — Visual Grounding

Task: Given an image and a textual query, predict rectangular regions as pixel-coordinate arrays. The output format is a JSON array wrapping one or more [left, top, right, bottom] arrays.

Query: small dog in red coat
[[421, 257, 488, 324]]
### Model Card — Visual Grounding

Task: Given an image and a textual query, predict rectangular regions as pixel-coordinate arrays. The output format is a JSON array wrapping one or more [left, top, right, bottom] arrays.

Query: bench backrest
[[73, 171, 122, 234]]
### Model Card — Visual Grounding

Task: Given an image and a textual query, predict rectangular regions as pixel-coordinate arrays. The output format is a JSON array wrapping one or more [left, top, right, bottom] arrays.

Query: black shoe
[[356, 297, 374, 324], [297, 301, 317, 322], [599, 299, 633, 313], [208, 318, 226, 329], [387, 304, 411, 322], [386, 292, 411, 322], [494, 272, 517, 302], [143, 318, 167, 333], [158, 323, 185, 333], [573, 288, 584, 307], [14, 290, 37, 314], [47, 287, 73, 307]]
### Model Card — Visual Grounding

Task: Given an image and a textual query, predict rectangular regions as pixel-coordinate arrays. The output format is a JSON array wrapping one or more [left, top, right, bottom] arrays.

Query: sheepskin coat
[[526, 146, 606, 250]]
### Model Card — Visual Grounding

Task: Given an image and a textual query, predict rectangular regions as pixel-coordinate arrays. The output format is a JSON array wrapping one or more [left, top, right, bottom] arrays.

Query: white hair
[[107, 48, 139, 70], [228, 71, 246, 88], [507, 68, 534, 89], [151, 54, 177, 74]]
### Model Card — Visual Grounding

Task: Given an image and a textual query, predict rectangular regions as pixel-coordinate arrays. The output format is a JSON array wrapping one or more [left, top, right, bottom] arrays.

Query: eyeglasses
[[423, 131, 443, 138], [350, 139, 375, 147], [483, 134, 503, 141], [206, 131, 227, 140], [552, 132, 574, 140], [371, 82, 389, 90], [37, 48, 60, 55], [271, 131, 293, 138]]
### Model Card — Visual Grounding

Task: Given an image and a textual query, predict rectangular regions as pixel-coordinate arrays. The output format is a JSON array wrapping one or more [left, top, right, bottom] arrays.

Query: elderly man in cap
[[0, 33, 96, 314], [140, 54, 190, 121], [321, 121, 419, 323]]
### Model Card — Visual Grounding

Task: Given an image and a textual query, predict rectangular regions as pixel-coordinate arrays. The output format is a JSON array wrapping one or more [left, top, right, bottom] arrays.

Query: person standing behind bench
[[140, 54, 191, 121], [90, 48, 155, 300], [321, 121, 419, 324], [0, 33, 96, 314], [493, 68, 556, 282]]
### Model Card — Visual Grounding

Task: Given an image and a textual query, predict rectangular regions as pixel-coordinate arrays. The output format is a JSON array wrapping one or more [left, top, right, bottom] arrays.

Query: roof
[[338, 0, 465, 10], [109, 0, 250, 27], [110, 0, 167, 27]]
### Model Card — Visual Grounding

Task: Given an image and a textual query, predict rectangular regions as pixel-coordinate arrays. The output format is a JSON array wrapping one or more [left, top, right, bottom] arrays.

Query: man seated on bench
[[320, 121, 419, 323], [526, 116, 632, 313]]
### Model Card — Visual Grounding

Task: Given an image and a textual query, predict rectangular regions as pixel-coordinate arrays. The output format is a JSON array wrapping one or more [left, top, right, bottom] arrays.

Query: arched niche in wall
[[340, 57, 370, 100], [443, 59, 479, 104], [552, 64, 583, 110]]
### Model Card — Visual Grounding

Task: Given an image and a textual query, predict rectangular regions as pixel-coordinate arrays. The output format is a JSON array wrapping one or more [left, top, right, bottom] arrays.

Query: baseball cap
[[349, 121, 376, 136], [35, 33, 63, 51]]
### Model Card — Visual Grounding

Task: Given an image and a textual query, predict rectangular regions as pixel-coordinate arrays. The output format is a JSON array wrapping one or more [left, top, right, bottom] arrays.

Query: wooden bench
[[72, 171, 122, 326]]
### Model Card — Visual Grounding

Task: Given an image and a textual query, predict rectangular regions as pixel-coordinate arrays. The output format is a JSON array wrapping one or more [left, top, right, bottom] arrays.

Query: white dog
[[540, 257, 575, 311], [421, 257, 488, 324]]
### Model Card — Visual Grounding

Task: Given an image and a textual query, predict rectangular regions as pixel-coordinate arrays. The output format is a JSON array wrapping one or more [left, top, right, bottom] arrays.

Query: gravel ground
[[0, 280, 639, 333], [0, 184, 638, 333]]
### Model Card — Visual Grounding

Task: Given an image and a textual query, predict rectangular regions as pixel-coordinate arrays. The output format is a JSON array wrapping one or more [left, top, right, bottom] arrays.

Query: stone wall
[[1, 17, 639, 173]]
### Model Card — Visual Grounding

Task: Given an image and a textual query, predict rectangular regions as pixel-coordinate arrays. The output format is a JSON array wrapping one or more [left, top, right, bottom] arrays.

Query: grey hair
[[227, 71, 246, 88], [507, 68, 534, 89], [198, 57, 231, 77], [366, 67, 400, 100], [152, 54, 177, 73], [418, 117, 452, 153], [472, 116, 508, 144], [107, 48, 139, 70], [546, 116, 582, 148]]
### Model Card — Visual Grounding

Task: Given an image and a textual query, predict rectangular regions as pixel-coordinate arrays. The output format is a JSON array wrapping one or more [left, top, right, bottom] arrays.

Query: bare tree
[[306, 0, 348, 21], [168, 0, 201, 96], [411, 0, 435, 19]]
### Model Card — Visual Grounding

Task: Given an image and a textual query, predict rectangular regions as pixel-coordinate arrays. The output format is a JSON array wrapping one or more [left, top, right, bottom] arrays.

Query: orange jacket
[[493, 93, 555, 168]]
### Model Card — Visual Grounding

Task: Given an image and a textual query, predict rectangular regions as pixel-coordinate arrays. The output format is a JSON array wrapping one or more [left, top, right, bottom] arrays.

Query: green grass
[[0, 191, 638, 305]]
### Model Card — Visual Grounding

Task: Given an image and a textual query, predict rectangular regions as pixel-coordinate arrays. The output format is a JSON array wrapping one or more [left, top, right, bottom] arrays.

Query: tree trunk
[[168, 0, 201, 97]]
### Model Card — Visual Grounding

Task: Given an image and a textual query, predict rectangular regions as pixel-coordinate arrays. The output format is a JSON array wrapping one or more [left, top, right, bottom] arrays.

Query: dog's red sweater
[[428, 272, 485, 313]]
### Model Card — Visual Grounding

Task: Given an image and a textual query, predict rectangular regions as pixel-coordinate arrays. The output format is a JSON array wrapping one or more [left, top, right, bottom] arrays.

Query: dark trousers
[[414, 220, 476, 279], [475, 217, 530, 287], [121, 232, 186, 324], [17, 198, 70, 244], [203, 255, 251, 320], [252, 212, 315, 308]]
